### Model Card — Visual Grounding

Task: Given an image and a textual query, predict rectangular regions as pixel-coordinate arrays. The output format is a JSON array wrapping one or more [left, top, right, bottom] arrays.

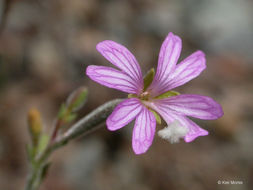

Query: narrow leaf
[[149, 109, 162, 125], [26, 144, 35, 162], [57, 104, 68, 119], [143, 68, 155, 91], [64, 113, 77, 123], [128, 94, 138, 98], [37, 134, 49, 154], [67, 87, 88, 112], [41, 162, 51, 180], [155, 90, 180, 99]]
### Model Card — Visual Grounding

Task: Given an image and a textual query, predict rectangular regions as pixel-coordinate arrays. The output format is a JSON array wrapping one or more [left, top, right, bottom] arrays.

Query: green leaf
[[128, 94, 138, 98], [143, 68, 155, 91], [67, 87, 88, 112], [26, 144, 35, 162], [41, 162, 51, 180], [64, 113, 77, 123], [37, 134, 49, 154], [57, 104, 68, 119], [149, 110, 162, 125], [155, 90, 180, 99]]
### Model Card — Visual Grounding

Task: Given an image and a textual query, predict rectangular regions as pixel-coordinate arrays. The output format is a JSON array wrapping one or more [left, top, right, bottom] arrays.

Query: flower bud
[[27, 108, 42, 145]]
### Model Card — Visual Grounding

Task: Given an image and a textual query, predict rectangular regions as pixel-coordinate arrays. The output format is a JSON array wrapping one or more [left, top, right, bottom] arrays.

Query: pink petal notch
[[86, 65, 140, 94], [154, 94, 224, 120], [148, 32, 182, 96], [96, 40, 143, 93], [148, 100, 212, 142], [132, 107, 156, 154], [178, 116, 209, 142], [167, 113, 209, 142], [106, 98, 143, 131]]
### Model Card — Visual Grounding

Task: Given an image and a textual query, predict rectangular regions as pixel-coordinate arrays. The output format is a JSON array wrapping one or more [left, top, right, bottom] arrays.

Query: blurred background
[[0, 0, 253, 189]]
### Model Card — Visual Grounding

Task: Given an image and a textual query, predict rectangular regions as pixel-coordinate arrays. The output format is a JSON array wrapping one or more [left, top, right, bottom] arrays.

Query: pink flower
[[86, 32, 223, 154]]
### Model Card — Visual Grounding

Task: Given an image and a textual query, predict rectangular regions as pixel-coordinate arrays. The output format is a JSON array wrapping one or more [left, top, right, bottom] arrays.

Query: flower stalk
[[25, 99, 123, 190]]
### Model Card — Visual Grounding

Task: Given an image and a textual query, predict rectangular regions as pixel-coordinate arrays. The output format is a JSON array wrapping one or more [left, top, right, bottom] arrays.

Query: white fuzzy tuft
[[158, 120, 189, 144]]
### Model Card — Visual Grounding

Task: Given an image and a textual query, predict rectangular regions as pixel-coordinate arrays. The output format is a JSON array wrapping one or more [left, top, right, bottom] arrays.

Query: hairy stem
[[25, 99, 123, 190]]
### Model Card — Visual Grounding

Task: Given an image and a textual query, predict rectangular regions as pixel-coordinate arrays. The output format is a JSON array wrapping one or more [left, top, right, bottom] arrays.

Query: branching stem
[[25, 99, 123, 190]]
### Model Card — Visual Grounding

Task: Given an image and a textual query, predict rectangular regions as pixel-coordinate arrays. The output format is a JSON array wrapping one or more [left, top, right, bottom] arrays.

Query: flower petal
[[96, 40, 143, 92], [106, 98, 143, 131], [148, 32, 182, 96], [147, 101, 208, 142], [86, 65, 140, 94], [145, 101, 175, 124], [154, 94, 224, 120], [171, 115, 209, 143], [160, 51, 206, 92], [132, 107, 156, 154]]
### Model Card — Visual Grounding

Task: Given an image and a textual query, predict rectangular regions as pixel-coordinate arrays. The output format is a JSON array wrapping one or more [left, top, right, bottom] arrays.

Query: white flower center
[[158, 120, 188, 144]]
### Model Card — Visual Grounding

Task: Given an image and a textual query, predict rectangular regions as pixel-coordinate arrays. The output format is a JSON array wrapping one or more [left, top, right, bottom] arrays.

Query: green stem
[[24, 99, 123, 190]]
